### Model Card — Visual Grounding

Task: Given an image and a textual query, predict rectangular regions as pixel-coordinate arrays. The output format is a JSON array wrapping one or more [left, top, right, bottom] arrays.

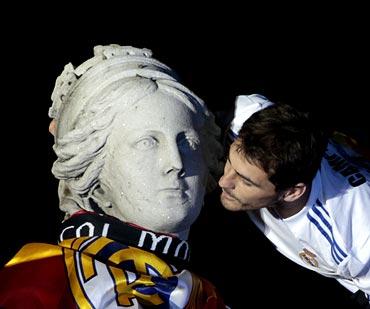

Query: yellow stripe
[[79, 237, 113, 281], [81, 237, 113, 255], [64, 248, 94, 309], [81, 254, 95, 281], [5, 243, 62, 267], [71, 237, 90, 250], [60, 237, 85, 250]]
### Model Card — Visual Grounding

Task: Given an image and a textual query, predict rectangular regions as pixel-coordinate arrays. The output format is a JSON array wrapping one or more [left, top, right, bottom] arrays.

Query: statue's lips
[[159, 188, 188, 199]]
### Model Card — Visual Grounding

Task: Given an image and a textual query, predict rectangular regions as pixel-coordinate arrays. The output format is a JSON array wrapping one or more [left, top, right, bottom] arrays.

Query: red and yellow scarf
[[0, 212, 225, 308]]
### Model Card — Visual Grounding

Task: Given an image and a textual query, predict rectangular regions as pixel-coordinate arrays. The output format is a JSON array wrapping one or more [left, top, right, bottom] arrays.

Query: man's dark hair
[[237, 103, 329, 191]]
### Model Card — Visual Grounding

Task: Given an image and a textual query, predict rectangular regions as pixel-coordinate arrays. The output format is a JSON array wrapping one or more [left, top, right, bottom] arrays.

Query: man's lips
[[221, 189, 236, 200]]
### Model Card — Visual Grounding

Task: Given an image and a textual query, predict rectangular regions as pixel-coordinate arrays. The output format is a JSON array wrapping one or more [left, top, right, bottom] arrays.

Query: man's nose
[[218, 163, 235, 189]]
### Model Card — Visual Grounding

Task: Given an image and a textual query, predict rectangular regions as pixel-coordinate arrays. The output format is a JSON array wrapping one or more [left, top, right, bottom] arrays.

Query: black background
[[2, 6, 369, 308]]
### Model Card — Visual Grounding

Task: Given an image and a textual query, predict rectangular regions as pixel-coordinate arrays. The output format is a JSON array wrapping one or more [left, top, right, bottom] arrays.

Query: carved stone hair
[[49, 44, 223, 217]]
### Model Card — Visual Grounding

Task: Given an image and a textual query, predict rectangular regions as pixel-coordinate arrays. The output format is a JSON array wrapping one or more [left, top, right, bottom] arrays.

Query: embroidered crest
[[299, 248, 319, 267]]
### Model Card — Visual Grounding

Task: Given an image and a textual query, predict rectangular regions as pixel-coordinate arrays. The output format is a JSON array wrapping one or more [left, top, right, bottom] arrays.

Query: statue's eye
[[134, 137, 158, 150]]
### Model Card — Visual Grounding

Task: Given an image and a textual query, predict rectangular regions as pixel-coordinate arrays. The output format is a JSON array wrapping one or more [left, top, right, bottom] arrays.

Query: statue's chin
[[143, 218, 191, 234], [105, 198, 200, 239]]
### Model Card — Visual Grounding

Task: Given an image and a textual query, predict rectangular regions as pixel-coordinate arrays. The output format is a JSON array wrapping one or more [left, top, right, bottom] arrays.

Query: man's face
[[101, 91, 207, 234], [218, 140, 280, 211]]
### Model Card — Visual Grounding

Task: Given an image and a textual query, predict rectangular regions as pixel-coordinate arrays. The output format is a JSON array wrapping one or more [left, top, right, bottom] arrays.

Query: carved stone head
[[49, 45, 223, 238]]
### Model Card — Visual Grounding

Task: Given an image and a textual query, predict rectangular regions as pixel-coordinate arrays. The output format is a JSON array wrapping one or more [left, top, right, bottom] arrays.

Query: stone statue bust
[[48, 44, 223, 240]]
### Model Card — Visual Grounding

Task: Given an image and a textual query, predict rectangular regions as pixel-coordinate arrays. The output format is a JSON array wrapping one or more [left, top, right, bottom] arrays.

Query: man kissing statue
[[0, 45, 225, 308]]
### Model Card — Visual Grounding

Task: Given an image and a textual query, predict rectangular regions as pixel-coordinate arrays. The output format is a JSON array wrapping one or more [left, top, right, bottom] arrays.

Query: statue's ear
[[91, 185, 112, 210], [49, 119, 57, 136]]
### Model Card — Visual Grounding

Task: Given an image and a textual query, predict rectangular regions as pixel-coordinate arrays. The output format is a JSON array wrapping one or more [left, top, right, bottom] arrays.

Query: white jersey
[[248, 140, 370, 297]]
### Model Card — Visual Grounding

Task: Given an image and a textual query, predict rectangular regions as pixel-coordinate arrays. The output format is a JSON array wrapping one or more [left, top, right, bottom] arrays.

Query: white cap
[[230, 94, 274, 136]]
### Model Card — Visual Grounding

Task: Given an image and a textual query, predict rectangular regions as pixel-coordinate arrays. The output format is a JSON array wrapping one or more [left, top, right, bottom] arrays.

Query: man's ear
[[49, 119, 57, 136], [282, 183, 307, 202]]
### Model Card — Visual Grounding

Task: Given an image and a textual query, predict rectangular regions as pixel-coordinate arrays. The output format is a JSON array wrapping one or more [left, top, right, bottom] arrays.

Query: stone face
[[49, 44, 223, 239], [99, 90, 207, 236]]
